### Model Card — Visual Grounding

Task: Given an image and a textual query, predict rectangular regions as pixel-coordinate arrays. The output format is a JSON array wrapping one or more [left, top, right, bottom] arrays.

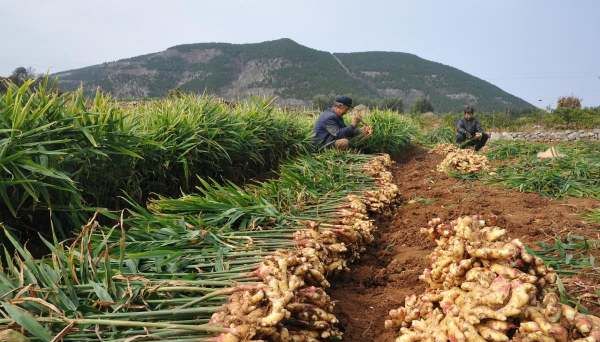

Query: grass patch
[[417, 126, 455, 147], [485, 141, 600, 199], [352, 110, 420, 155], [529, 235, 600, 311], [585, 209, 600, 224], [485, 140, 548, 160]]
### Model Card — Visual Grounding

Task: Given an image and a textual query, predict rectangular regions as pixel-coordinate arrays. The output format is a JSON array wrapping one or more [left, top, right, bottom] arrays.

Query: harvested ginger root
[[436, 148, 490, 174], [386, 216, 600, 341], [211, 155, 399, 342]]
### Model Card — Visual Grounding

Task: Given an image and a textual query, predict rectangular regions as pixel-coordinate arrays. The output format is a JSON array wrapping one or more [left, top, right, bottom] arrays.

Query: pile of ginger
[[385, 216, 600, 342], [211, 155, 399, 342], [431, 143, 460, 155], [433, 144, 491, 174]]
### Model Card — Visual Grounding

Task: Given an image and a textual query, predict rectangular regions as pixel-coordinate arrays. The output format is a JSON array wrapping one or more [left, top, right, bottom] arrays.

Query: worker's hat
[[334, 95, 353, 108]]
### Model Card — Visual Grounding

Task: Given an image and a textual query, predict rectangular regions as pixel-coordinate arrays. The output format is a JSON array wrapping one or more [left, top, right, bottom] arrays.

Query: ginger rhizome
[[386, 216, 600, 342], [211, 155, 399, 341], [432, 144, 490, 174]]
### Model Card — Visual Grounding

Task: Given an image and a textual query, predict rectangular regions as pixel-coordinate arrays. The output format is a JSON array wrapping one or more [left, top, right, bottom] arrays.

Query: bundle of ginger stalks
[[211, 154, 400, 342], [432, 144, 491, 174], [385, 216, 600, 342]]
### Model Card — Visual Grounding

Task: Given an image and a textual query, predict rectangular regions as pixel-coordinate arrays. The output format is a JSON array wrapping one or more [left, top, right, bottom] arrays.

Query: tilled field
[[330, 148, 600, 341]]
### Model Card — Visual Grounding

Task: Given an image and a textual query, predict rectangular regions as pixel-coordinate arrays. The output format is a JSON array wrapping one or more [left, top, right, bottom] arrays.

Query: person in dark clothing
[[313, 96, 372, 150], [456, 105, 490, 151]]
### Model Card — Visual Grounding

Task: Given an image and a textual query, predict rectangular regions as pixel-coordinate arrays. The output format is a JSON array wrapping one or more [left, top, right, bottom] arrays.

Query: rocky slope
[[53, 38, 534, 112]]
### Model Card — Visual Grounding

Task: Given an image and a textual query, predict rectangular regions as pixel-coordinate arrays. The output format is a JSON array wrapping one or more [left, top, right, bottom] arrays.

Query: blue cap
[[335, 95, 353, 108]]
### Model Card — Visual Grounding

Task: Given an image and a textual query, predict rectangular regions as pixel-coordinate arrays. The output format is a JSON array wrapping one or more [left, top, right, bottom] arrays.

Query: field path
[[329, 148, 599, 341]]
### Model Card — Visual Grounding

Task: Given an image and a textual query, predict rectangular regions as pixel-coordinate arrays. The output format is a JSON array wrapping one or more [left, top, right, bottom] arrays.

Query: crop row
[[0, 151, 398, 341], [1, 81, 418, 240]]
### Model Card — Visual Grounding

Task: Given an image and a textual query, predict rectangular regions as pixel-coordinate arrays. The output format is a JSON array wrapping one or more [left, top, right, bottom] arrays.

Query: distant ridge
[[54, 38, 534, 112]]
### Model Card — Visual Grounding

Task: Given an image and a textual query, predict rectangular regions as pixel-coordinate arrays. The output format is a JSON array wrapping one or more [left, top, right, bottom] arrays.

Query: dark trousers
[[456, 132, 490, 151]]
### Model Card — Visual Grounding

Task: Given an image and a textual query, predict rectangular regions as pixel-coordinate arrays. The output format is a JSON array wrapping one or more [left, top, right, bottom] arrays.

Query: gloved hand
[[474, 132, 482, 140]]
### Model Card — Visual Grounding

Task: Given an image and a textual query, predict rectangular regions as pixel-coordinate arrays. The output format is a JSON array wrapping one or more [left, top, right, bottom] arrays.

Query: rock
[[537, 147, 565, 159], [489, 129, 599, 142]]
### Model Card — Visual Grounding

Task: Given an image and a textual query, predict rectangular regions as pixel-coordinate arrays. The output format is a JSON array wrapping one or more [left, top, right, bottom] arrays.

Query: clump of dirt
[[329, 148, 600, 342]]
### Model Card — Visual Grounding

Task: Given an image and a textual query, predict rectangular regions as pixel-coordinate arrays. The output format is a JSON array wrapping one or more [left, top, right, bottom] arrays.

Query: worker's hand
[[362, 125, 373, 137], [465, 132, 472, 139], [474, 132, 482, 140], [351, 114, 362, 127]]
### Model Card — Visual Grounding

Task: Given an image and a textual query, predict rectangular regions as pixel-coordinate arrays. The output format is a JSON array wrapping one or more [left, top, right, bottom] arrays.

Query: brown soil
[[329, 148, 600, 342]]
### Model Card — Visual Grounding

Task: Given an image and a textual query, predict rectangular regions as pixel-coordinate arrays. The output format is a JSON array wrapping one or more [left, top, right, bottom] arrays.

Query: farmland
[[1, 82, 600, 341], [331, 143, 600, 341]]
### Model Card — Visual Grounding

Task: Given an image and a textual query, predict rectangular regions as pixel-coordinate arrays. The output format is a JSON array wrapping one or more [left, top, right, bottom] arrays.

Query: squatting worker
[[313, 95, 372, 150], [456, 105, 490, 151]]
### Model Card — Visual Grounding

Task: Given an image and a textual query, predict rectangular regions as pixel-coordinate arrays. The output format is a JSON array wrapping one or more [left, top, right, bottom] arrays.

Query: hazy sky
[[2, 0, 599, 108]]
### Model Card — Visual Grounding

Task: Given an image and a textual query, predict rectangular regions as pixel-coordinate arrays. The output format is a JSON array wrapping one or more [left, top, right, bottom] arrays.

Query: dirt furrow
[[329, 149, 599, 341]]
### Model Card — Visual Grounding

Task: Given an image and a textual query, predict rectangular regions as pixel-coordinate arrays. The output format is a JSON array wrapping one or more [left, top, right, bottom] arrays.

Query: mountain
[[54, 38, 534, 112]]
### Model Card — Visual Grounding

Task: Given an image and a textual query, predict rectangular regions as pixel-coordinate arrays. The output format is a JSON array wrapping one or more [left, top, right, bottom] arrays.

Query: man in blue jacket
[[313, 96, 372, 150], [456, 106, 490, 151]]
